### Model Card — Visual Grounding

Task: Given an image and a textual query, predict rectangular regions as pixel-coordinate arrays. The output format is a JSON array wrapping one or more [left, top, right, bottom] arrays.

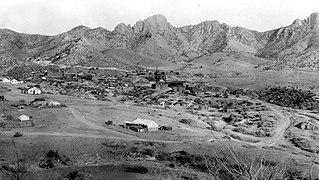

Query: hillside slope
[[1, 13, 319, 71]]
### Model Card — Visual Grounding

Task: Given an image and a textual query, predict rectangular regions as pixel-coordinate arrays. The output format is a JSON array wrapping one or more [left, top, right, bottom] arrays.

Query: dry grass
[[0, 139, 35, 180]]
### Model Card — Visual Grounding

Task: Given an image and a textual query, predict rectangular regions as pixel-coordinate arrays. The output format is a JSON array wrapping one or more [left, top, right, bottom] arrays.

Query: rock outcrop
[[307, 12, 319, 29]]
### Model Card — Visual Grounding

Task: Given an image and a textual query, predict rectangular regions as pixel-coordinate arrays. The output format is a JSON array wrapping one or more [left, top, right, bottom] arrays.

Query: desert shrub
[[232, 127, 247, 134], [124, 147, 156, 159], [155, 151, 171, 161], [60, 103, 67, 107], [290, 137, 316, 152], [39, 150, 71, 169], [156, 150, 214, 173], [154, 146, 316, 180], [65, 170, 79, 180], [13, 132, 23, 138], [39, 159, 55, 169], [232, 127, 272, 137], [64, 170, 91, 180], [194, 73, 204, 77], [258, 86, 319, 110], [0, 121, 4, 128], [5, 115, 14, 121], [46, 150, 60, 159], [229, 134, 242, 140], [168, 163, 175, 168], [102, 141, 126, 150], [1, 161, 33, 180], [211, 147, 290, 180], [141, 148, 155, 157], [223, 114, 242, 124], [179, 119, 193, 125], [19, 99, 26, 105]]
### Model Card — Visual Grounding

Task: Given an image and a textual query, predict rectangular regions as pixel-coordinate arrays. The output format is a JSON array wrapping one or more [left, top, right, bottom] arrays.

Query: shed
[[133, 118, 159, 130], [49, 101, 60, 106], [31, 98, 47, 107], [18, 115, 30, 121]]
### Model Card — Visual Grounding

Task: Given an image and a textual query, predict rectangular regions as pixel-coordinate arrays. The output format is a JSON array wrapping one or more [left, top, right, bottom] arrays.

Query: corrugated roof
[[132, 118, 159, 128]]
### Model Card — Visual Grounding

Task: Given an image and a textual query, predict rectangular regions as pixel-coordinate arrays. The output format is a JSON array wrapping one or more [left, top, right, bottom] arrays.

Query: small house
[[151, 82, 169, 91], [31, 98, 47, 107], [27, 87, 42, 95], [167, 81, 188, 93], [11, 79, 19, 84], [18, 115, 30, 121], [2, 78, 11, 83]]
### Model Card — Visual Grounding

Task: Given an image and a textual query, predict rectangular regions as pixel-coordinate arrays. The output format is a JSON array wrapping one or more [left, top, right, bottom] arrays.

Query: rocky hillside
[[1, 13, 319, 70]]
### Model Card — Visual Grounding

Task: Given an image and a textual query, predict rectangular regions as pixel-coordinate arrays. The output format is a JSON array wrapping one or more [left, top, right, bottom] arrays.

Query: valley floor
[[1, 80, 319, 179]]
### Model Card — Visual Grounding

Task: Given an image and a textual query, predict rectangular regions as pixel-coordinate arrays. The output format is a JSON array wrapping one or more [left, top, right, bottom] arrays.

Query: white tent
[[18, 115, 30, 121], [132, 118, 159, 129]]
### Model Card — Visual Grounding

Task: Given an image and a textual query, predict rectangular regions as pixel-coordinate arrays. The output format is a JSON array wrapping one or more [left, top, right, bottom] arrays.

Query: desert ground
[[1, 67, 319, 180]]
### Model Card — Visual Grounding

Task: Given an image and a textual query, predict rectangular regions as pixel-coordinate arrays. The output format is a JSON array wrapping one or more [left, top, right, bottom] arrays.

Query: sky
[[0, 0, 318, 35]]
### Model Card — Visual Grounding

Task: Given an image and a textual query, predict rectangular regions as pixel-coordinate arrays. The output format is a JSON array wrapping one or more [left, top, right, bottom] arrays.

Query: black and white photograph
[[1, 0, 319, 179]]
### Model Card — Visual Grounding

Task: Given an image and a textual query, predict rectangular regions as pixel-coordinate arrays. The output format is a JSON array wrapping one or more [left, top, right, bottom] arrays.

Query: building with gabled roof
[[132, 118, 159, 129], [2, 77, 11, 83], [30, 97, 47, 107], [10, 79, 19, 84], [27, 87, 42, 95], [125, 118, 159, 132], [18, 115, 30, 121]]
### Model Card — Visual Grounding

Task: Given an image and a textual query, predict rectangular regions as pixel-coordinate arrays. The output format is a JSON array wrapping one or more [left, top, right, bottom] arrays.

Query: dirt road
[[254, 105, 291, 146]]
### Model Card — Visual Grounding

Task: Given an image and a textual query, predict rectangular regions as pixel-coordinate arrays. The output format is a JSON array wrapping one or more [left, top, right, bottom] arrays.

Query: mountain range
[[1, 12, 319, 71]]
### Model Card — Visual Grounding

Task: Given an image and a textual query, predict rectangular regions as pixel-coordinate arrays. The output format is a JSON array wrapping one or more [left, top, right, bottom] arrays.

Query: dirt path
[[254, 105, 291, 146], [1, 131, 181, 143], [67, 106, 143, 140]]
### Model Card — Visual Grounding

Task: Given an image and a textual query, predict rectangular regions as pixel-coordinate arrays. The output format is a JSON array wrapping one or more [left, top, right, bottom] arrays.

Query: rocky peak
[[180, 20, 222, 34], [132, 14, 171, 35], [145, 14, 169, 26], [307, 12, 319, 28], [113, 23, 132, 35], [292, 18, 303, 26], [65, 25, 91, 38], [70, 25, 90, 32]]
